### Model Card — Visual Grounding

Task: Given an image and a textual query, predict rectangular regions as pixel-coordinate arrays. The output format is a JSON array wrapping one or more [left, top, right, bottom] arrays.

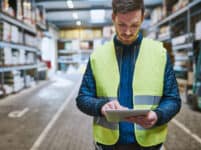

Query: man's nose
[[125, 28, 132, 35]]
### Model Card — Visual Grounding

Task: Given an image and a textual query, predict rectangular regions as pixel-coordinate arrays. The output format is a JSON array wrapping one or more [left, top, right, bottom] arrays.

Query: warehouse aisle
[[0, 72, 94, 150]]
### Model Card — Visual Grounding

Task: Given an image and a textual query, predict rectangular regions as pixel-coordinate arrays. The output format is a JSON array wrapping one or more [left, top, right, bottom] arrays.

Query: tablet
[[105, 109, 150, 122]]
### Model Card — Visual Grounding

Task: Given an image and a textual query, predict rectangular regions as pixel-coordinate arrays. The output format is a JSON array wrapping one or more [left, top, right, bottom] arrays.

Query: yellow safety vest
[[90, 38, 167, 147]]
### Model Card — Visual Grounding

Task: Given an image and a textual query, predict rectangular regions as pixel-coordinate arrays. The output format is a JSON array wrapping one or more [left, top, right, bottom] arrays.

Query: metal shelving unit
[[148, 0, 201, 103], [0, 1, 47, 97], [0, 11, 37, 35]]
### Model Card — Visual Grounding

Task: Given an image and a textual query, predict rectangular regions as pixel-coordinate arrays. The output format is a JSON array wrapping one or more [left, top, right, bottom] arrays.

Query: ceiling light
[[73, 12, 78, 19], [76, 20, 81, 26], [90, 9, 105, 23], [66, 0, 74, 8]]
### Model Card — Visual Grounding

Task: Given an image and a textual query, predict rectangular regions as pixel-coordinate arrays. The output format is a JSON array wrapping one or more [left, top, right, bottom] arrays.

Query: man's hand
[[125, 111, 158, 128], [101, 100, 128, 116]]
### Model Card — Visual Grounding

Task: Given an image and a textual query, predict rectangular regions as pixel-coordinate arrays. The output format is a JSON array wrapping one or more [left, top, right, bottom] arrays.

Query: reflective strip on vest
[[134, 96, 161, 105], [94, 117, 118, 130]]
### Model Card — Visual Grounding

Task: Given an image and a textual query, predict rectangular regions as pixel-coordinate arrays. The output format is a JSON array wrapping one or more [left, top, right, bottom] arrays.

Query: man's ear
[[112, 13, 115, 23], [141, 12, 145, 22]]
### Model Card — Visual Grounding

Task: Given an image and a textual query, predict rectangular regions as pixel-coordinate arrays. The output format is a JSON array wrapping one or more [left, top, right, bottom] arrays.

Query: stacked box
[[11, 25, 19, 43], [19, 49, 25, 64], [3, 47, 12, 65], [18, 31, 23, 44], [12, 49, 20, 65], [2, 0, 15, 17], [16, 0, 23, 20], [24, 34, 37, 47], [151, 7, 163, 25], [4, 71, 24, 92], [23, 0, 32, 26], [3, 22, 11, 42], [26, 52, 34, 64], [25, 75, 35, 87], [3, 85, 13, 94]]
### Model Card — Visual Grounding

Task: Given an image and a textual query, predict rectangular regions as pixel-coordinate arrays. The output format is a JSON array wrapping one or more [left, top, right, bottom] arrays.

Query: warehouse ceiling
[[35, 0, 162, 28]]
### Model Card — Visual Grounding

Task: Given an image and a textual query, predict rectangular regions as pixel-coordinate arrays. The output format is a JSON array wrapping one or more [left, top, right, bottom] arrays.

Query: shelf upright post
[[0, 44, 5, 96]]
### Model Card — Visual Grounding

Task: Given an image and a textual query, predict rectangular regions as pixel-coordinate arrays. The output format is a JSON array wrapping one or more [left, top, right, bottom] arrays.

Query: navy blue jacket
[[76, 33, 181, 144]]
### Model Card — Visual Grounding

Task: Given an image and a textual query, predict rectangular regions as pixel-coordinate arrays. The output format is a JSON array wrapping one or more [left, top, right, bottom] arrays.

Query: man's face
[[112, 10, 144, 45]]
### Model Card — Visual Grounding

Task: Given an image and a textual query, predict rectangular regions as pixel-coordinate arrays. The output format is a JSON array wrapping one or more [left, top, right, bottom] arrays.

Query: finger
[[113, 101, 121, 109], [109, 102, 117, 109]]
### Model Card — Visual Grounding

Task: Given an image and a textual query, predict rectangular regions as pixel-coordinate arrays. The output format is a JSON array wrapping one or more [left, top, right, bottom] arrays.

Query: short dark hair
[[112, 0, 144, 14]]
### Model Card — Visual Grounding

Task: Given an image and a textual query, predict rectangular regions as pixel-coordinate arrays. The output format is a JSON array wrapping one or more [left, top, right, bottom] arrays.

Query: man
[[76, 0, 181, 149]]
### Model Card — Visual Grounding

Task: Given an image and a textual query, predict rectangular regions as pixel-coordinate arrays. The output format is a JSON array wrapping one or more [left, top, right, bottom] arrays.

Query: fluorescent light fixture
[[76, 20, 81, 26], [90, 9, 105, 23], [66, 0, 74, 8], [73, 12, 78, 19]]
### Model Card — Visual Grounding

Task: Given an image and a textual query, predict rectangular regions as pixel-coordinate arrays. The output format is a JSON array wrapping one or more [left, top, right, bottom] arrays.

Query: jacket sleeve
[[76, 60, 109, 116], [154, 54, 182, 125]]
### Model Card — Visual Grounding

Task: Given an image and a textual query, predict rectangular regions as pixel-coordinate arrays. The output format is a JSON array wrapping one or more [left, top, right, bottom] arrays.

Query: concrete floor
[[0, 73, 201, 150]]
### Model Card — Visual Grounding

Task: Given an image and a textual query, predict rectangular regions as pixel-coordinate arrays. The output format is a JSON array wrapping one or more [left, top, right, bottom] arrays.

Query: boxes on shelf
[[4, 71, 24, 93], [171, 33, 193, 46], [11, 25, 19, 43], [23, 0, 32, 26], [26, 52, 35, 64], [1, 0, 15, 17], [36, 5, 46, 26], [0, 21, 11, 42], [3, 47, 12, 65], [80, 40, 93, 50], [3, 84, 13, 94], [24, 33, 37, 47], [18, 31, 23, 44], [0, 21, 20, 43], [12, 49, 20, 65], [188, 71, 194, 85], [19, 49, 25, 64], [151, 6, 164, 25], [103, 26, 115, 39], [25, 75, 35, 87], [16, 0, 23, 20], [172, 0, 190, 12], [158, 26, 171, 40]]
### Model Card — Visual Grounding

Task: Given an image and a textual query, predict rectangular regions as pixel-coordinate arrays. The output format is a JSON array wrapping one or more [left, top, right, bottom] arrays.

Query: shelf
[[37, 67, 48, 72], [0, 41, 39, 53], [174, 66, 188, 72], [58, 39, 78, 42], [173, 43, 193, 51], [151, 0, 201, 28], [0, 65, 37, 72], [0, 12, 36, 35], [157, 36, 171, 42], [175, 56, 189, 61], [58, 60, 79, 64], [58, 50, 79, 54], [171, 33, 193, 45], [36, 23, 46, 31]]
